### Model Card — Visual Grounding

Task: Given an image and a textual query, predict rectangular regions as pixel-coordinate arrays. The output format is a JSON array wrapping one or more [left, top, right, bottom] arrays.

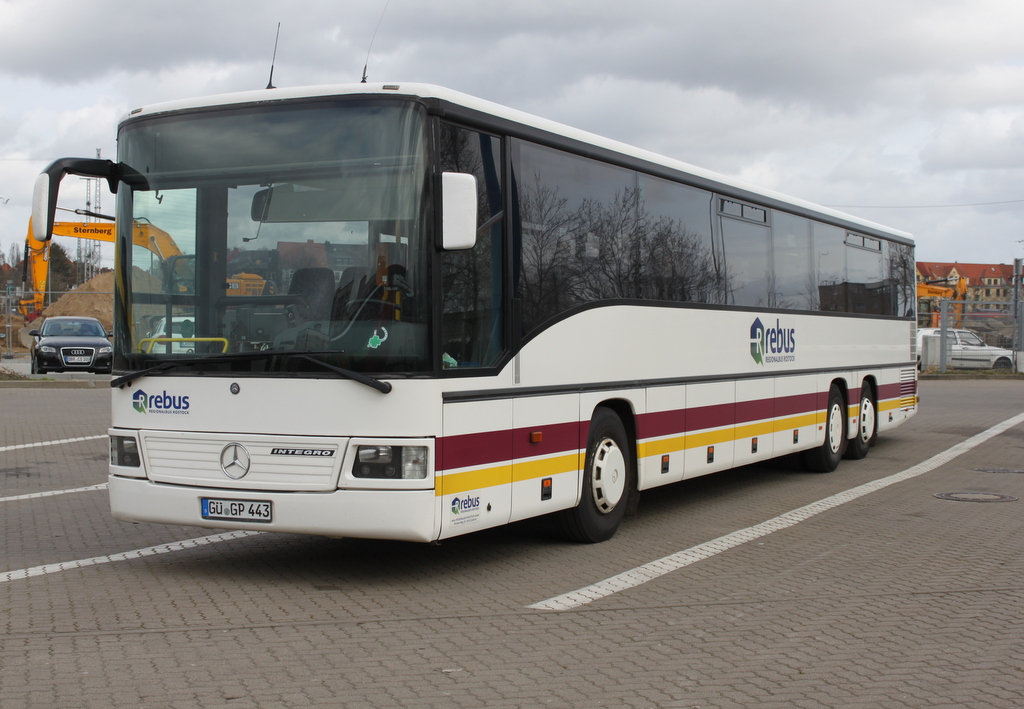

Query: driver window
[[130, 189, 199, 353], [440, 124, 504, 369]]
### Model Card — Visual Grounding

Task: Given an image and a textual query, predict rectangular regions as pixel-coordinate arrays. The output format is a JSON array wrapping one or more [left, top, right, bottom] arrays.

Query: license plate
[[201, 498, 273, 523], [66, 356, 91, 363]]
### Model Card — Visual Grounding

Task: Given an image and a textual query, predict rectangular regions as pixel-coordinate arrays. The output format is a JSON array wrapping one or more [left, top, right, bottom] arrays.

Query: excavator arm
[[18, 218, 180, 318], [916, 277, 967, 328], [18, 216, 268, 317]]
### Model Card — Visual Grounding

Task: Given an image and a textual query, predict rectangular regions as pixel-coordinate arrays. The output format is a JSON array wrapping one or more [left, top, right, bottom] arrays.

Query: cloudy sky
[[3, 0, 1024, 271]]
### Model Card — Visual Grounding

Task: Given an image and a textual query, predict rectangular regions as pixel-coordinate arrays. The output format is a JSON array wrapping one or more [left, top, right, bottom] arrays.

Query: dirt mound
[[1, 312, 28, 352], [41, 271, 115, 332]]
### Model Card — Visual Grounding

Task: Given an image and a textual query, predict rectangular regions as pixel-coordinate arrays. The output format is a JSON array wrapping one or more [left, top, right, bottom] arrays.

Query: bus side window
[[440, 124, 504, 369]]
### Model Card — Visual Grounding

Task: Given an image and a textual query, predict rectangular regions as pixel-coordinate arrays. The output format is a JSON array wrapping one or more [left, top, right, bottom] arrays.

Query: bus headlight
[[353, 445, 428, 480], [110, 435, 141, 467]]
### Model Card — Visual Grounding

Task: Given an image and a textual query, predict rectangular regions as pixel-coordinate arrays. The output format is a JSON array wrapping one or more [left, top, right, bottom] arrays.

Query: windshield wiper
[[111, 350, 392, 394], [291, 354, 391, 393], [111, 361, 187, 388]]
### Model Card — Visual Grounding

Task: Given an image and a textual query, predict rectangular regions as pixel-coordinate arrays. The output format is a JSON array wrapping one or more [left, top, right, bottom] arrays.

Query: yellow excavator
[[19, 218, 272, 318], [916, 277, 967, 328]]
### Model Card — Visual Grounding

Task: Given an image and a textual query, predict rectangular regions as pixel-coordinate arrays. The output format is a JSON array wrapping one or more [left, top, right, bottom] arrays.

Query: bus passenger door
[[438, 400, 512, 539]]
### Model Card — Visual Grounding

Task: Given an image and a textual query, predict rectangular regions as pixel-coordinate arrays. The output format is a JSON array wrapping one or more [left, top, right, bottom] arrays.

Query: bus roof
[[123, 82, 913, 245]]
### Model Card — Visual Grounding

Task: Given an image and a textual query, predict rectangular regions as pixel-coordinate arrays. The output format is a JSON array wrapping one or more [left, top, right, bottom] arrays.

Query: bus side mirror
[[32, 158, 119, 242], [440, 172, 478, 251], [32, 174, 55, 242]]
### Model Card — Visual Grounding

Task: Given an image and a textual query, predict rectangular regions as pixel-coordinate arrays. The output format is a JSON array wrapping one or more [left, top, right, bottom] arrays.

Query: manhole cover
[[972, 467, 1024, 474], [934, 491, 1019, 503]]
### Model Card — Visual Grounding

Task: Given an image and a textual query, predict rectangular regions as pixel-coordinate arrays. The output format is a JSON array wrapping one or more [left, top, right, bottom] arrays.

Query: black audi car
[[29, 316, 113, 374]]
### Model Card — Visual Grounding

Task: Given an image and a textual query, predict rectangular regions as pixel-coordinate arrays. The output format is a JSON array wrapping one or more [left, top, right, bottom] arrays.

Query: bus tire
[[558, 407, 633, 543], [803, 385, 846, 473], [844, 386, 877, 460]]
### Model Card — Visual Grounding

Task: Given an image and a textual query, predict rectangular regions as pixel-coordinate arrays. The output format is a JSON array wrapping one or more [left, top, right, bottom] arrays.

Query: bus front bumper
[[108, 475, 439, 543]]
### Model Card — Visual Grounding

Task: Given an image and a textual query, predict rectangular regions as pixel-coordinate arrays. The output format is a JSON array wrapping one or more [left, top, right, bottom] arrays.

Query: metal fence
[[919, 298, 1023, 373]]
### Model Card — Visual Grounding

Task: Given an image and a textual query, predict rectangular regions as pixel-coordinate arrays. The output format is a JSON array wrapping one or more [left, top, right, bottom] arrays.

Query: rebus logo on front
[[132, 389, 191, 414]]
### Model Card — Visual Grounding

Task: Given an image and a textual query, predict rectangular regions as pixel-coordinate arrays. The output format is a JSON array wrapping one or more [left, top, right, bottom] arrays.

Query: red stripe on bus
[[511, 421, 581, 459], [436, 380, 907, 472], [439, 421, 583, 471], [437, 429, 513, 471], [638, 391, 824, 439]]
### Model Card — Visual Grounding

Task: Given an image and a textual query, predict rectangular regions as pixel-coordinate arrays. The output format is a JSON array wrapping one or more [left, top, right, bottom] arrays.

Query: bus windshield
[[116, 99, 430, 376]]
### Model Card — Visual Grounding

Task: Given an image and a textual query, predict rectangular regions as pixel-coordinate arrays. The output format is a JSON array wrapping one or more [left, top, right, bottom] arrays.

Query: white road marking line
[[0, 434, 106, 454], [1, 483, 108, 503], [0, 531, 263, 584], [2, 433, 109, 502], [528, 410, 1024, 612]]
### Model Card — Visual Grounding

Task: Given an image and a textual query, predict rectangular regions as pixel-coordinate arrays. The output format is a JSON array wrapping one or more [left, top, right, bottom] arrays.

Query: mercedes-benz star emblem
[[220, 443, 251, 479]]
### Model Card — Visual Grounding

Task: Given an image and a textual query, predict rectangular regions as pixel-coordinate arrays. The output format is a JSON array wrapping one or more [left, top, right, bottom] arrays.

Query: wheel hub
[[828, 403, 844, 453], [858, 398, 876, 443], [591, 438, 626, 514]]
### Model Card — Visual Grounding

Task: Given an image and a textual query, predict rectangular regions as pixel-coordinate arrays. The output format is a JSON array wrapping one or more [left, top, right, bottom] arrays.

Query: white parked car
[[917, 328, 1014, 370], [149, 316, 197, 354]]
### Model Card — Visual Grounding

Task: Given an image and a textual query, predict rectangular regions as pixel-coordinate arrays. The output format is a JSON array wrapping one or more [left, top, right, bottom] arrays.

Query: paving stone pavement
[[1, 380, 1023, 708]]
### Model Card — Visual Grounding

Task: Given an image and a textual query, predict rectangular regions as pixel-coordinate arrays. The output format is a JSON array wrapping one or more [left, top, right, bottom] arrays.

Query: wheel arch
[[858, 374, 878, 411], [829, 377, 850, 417]]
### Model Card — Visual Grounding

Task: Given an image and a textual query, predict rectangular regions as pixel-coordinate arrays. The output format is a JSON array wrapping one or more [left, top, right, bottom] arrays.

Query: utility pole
[[1015, 258, 1023, 371], [79, 149, 104, 284]]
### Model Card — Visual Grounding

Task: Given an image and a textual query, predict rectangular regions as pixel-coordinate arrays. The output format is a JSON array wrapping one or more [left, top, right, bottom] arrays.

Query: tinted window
[[814, 223, 847, 312], [887, 241, 915, 318], [440, 124, 504, 368], [509, 139, 911, 330], [512, 141, 635, 334], [720, 202, 771, 307], [771, 212, 815, 310], [638, 175, 723, 303]]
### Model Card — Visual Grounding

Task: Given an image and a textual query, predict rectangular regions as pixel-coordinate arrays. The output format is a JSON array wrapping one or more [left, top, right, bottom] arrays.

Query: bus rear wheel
[[558, 407, 633, 543], [803, 385, 846, 473], [844, 387, 877, 460]]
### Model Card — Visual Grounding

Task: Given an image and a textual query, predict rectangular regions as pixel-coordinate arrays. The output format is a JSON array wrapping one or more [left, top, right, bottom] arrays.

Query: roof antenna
[[266, 22, 281, 89], [361, 0, 391, 83]]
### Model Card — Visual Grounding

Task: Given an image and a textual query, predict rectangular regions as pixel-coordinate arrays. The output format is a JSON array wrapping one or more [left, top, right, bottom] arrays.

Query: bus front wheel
[[803, 386, 846, 473], [558, 407, 633, 543]]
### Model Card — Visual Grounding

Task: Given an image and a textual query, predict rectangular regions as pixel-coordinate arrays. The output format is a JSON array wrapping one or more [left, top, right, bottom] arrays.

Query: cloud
[[3, 0, 1024, 265], [921, 109, 1024, 171]]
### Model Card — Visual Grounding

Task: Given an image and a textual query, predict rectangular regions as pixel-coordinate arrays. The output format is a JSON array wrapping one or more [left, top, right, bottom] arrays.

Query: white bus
[[33, 83, 918, 543]]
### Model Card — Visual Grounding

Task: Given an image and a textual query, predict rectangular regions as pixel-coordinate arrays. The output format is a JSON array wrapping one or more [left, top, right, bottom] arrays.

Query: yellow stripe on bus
[[437, 402, 912, 497], [878, 397, 916, 412], [512, 453, 580, 483], [438, 464, 512, 497], [437, 453, 581, 496], [637, 412, 821, 459]]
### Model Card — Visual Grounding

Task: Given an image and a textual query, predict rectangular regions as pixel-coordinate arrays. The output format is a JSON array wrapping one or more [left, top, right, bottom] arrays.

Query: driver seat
[[288, 268, 336, 321]]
